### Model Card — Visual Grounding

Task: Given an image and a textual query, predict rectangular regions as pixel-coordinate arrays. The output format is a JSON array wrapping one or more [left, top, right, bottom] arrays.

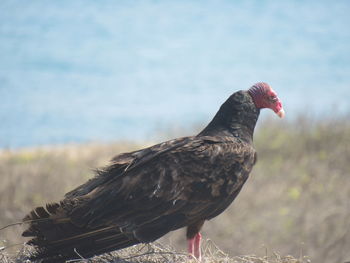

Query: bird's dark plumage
[[22, 86, 284, 262]]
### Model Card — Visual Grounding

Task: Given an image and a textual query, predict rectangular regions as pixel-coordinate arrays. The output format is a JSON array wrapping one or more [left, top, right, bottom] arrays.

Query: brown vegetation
[[0, 117, 349, 263]]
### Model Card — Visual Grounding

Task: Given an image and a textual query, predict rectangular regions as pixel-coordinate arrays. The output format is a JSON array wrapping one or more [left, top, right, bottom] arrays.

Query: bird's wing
[[65, 135, 256, 242], [64, 136, 192, 199]]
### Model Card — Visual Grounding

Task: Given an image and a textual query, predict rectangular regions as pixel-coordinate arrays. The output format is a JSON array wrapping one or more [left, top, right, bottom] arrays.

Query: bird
[[22, 82, 284, 262]]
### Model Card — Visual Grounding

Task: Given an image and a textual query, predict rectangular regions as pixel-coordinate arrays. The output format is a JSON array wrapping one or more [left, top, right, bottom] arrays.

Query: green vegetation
[[0, 117, 349, 263]]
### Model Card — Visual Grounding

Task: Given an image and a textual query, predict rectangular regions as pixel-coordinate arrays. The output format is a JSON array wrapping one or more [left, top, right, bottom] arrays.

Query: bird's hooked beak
[[277, 108, 285, 118], [272, 100, 285, 118]]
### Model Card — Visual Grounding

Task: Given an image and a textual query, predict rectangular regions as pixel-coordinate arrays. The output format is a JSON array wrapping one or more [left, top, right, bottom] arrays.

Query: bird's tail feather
[[22, 203, 139, 263]]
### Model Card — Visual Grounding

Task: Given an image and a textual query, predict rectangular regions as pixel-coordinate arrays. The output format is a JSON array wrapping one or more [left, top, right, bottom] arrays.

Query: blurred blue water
[[0, 0, 349, 148]]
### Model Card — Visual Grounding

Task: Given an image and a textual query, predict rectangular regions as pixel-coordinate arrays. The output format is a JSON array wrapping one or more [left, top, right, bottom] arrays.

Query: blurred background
[[0, 1, 349, 263], [0, 0, 349, 148]]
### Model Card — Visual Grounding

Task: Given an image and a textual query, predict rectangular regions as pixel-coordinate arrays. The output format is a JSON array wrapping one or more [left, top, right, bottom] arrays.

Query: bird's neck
[[198, 91, 260, 144]]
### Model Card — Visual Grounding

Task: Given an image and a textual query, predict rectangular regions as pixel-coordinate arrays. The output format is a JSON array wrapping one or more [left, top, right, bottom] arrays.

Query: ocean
[[0, 0, 349, 148]]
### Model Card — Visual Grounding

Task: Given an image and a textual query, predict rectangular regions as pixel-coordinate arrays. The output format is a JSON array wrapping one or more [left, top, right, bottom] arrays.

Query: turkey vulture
[[22, 82, 284, 262]]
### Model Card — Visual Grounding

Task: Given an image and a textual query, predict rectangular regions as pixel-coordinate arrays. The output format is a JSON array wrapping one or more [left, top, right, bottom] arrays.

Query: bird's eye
[[269, 95, 277, 102]]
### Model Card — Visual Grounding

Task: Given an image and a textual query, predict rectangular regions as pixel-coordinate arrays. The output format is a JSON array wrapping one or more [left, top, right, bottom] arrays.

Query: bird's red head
[[248, 82, 285, 118]]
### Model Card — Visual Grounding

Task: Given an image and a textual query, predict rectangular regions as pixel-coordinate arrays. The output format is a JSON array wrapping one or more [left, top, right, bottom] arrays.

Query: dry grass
[[0, 242, 308, 263], [0, 117, 349, 263]]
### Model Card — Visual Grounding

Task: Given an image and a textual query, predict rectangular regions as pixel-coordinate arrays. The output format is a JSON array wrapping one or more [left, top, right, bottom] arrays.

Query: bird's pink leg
[[188, 236, 195, 257], [194, 232, 202, 260], [187, 232, 202, 261]]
